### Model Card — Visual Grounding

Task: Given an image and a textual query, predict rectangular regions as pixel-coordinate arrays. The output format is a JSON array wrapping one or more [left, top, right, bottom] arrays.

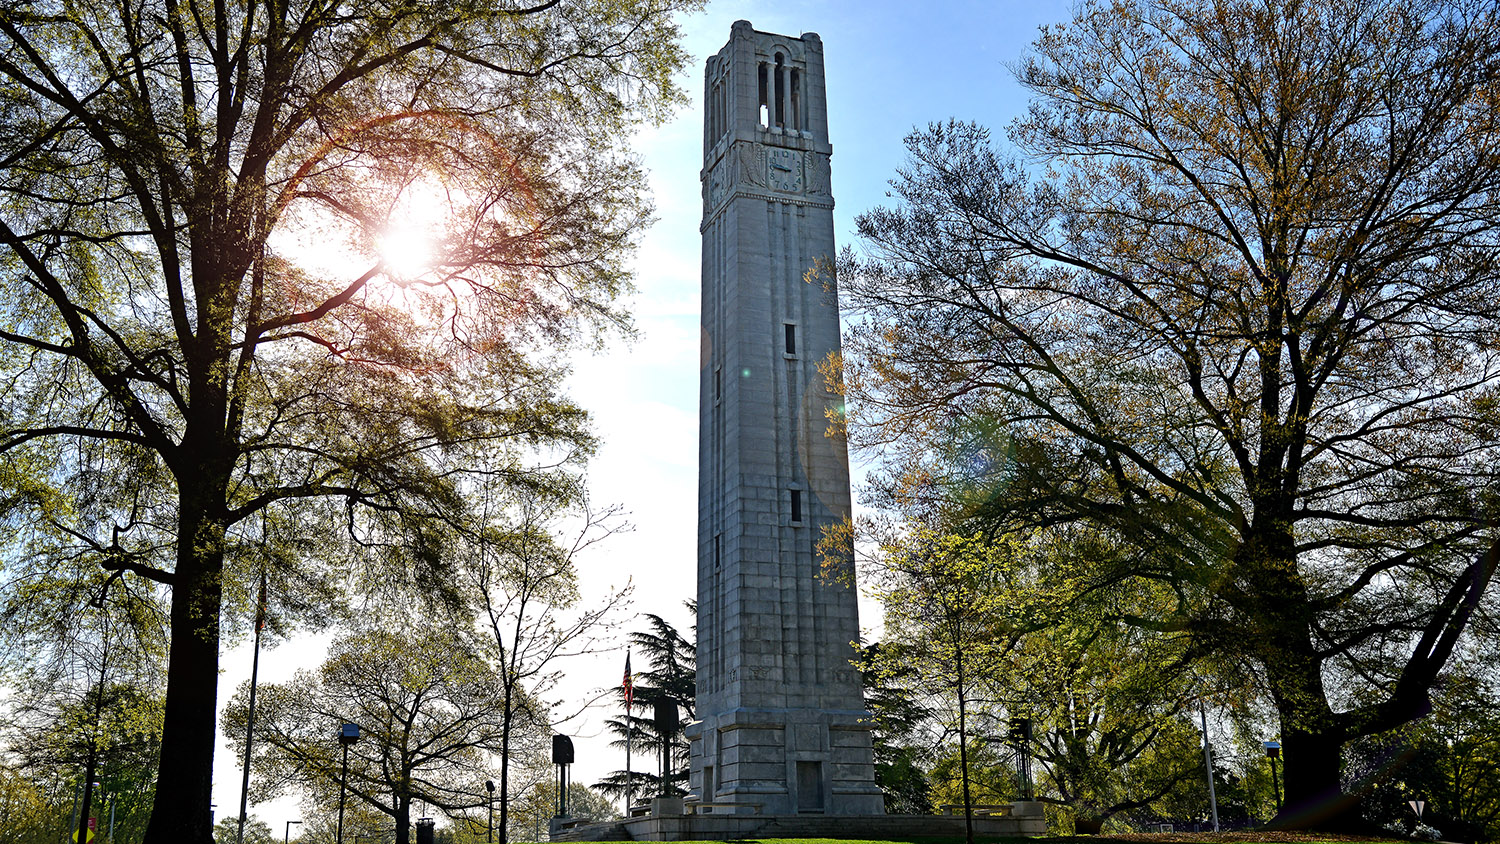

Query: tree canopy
[[839, 0, 1500, 830], [0, 0, 700, 839], [863, 530, 1012, 844], [223, 625, 526, 844], [466, 494, 630, 844]]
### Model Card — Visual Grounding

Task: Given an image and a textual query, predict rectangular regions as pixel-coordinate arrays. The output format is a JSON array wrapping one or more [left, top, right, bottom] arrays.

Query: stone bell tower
[[687, 21, 883, 817]]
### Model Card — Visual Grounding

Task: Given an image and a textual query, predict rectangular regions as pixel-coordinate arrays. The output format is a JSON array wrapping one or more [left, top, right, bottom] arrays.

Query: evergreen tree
[[858, 642, 935, 815], [593, 606, 695, 803]]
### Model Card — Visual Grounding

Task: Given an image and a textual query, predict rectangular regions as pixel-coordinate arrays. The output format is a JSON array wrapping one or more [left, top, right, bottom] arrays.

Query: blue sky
[[213, 0, 1076, 827]]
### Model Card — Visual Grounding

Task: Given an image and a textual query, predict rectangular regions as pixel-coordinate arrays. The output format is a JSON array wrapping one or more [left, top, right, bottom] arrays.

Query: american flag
[[623, 650, 633, 707]]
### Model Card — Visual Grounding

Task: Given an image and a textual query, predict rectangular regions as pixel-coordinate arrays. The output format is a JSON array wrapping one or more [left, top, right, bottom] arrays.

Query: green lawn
[[638, 837, 1411, 844]]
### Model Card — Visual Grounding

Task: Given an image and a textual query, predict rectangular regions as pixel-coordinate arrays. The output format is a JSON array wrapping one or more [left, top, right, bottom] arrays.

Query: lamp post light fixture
[[337, 723, 360, 844], [485, 780, 496, 844], [1263, 741, 1282, 814], [284, 820, 301, 844]]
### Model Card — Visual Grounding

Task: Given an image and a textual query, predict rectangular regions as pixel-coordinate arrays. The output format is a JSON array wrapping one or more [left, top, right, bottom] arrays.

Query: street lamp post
[[337, 724, 360, 844], [284, 820, 301, 844], [485, 780, 496, 844], [237, 570, 269, 844], [1264, 741, 1282, 815]]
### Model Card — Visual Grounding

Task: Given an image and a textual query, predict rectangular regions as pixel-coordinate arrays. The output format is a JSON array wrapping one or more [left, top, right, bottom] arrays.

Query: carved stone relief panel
[[805, 152, 830, 196]]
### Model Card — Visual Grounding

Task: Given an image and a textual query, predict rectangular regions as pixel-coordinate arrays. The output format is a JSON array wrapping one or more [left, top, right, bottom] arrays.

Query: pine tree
[[594, 606, 695, 803]]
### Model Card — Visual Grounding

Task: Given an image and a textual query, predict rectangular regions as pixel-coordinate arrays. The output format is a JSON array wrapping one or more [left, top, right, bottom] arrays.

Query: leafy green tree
[[864, 526, 1216, 826], [838, 0, 1500, 829], [223, 625, 526, 844], [1345, 726, 1447, 836], [1375, 674, 1500, 843], [0, 0, 700, 840], [926, 739, 1015, 810], [10, 683, 163, 844], [285, 800, 388, 844], [0, 766, 54, 844], [0, 588, 164, 844], [466, 495, 630, 842], [507, 783, 617, 843], [992, 557, 1209, 825], [213, 817, 276, 844], [594, 606, 695, 804], [865, 529, 1014, 844], [1436, 719, 1500, 842]]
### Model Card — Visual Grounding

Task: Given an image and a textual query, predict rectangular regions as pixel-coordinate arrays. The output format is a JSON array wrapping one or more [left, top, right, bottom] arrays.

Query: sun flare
[[266, 126, 541, 372], [375, 226, 438, 281], [374, 176, 451, 281]]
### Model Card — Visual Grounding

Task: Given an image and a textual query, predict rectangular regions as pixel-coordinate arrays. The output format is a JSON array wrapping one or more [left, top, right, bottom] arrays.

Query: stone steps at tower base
[[552, 811, 1047, 841]]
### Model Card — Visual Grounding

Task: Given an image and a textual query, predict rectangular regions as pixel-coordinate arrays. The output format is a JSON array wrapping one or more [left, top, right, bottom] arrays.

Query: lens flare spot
[[942, 416, 1014, 506]]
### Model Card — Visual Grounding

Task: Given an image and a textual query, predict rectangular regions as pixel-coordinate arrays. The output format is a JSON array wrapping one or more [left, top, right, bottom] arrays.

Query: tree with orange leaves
[[840, 0, 1500, 831]]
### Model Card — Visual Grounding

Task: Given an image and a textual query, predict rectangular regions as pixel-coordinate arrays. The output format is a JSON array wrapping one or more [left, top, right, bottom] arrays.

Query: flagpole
[[624, 649, 633, 814]]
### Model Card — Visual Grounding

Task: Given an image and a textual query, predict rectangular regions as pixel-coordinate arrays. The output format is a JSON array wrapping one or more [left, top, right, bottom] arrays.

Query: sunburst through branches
[[266, 111, 542, 372]]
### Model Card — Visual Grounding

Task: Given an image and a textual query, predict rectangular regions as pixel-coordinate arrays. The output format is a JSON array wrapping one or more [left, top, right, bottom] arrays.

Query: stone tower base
[[686, 708, 884, 816]]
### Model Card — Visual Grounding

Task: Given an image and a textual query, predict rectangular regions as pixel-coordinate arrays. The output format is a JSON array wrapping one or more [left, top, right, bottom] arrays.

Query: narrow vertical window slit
[[774, 53, 785, 127], [791, 69, 801, 132]]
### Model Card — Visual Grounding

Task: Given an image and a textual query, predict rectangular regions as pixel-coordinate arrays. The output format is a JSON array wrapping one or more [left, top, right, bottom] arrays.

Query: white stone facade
[[689, 21, 884, 817]]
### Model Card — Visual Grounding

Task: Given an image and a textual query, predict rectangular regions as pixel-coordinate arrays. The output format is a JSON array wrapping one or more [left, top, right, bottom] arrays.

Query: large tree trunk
[[396, 796, 411, 844], [144, 489, 227, 844], [1270, 727, 1362, 831], [1261, 641, 1361, 830], [1237, 510, 1365, 832]]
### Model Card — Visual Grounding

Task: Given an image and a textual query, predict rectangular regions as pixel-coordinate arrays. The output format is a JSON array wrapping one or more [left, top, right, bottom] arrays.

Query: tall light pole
[[485, 780, 495, 844], [337, 724, 360, 844], [237, 570, 268, 844], [284, 820, 301, 844], [1198, 698, 1219, 832]]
